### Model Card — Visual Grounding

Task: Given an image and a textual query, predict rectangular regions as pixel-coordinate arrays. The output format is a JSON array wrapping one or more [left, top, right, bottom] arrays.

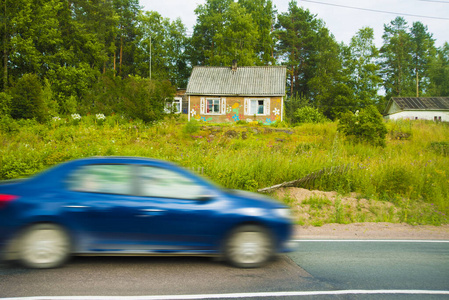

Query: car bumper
[[280, 239, 299, 253]]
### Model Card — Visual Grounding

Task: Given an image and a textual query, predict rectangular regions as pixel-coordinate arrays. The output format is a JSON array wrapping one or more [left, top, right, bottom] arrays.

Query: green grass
[[1, 115, 448, 225]]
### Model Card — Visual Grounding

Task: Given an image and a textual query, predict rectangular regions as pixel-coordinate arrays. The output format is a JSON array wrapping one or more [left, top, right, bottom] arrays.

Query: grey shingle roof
[[186, 66, 286, 96], [392, 97, 449, 110]]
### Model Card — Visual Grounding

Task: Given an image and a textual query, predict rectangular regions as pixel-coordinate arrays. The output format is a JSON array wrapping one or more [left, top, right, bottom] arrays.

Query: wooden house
[[384, 97, 449, 122], [186, 63, 286, 124]]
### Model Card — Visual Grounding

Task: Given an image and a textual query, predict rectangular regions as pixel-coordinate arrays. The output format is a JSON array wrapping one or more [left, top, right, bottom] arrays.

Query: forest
[[1, 0, 448, 122]]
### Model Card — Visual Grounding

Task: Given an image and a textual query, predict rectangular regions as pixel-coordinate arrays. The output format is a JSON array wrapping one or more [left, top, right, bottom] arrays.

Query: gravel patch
[[294, 222, 449, 240]]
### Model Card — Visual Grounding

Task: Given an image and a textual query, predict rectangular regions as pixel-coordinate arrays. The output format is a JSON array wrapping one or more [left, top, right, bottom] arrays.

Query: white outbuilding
[[384, 97, 449, 122]]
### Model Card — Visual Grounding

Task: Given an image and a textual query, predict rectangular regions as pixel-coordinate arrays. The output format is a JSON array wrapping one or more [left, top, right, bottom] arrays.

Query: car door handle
[[64, 205, 89, 208], [138, 208, 165, 218], [140, 209, 165, 212]]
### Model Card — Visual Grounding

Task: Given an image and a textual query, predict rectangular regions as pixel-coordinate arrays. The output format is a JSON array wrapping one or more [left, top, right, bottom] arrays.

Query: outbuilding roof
[[389, 97, 449, 111], [186, 66, 286, 96]]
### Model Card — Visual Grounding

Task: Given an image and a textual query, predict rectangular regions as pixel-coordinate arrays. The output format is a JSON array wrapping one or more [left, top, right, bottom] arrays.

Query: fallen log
[[257, 164, 351, 193]]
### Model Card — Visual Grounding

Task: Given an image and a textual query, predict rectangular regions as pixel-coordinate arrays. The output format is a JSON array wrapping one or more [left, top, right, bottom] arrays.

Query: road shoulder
[[294, 222, 449, 240]]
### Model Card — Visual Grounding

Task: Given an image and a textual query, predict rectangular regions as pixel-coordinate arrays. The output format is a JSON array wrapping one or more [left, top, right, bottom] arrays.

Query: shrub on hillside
[[337, 105, 387, 147], [10, 74, 48, 122], [284, 94, 309, 122], [0, 92, 12, 116], [293, 106, 329, 124], [122, 76, 174, 123]]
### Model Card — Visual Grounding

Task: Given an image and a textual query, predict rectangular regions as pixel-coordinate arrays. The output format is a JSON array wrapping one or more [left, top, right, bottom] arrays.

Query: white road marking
[[3, 290, 449, 300], [294, 239, 449, 243]]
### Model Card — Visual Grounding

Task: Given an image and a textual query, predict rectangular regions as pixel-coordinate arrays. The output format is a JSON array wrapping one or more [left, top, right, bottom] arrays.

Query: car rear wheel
[[225, 225, 273, 268], [18, 224, 71, 269]]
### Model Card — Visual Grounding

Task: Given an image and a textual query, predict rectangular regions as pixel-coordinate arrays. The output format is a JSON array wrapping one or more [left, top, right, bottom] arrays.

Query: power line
[[419, 0, 449, 3], [301, 0, 449, 20]]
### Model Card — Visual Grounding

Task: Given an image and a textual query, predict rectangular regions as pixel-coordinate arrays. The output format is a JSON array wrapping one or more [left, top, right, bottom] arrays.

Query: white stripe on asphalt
[[3, 290, 449, 300], [294, 239, 449, 243]]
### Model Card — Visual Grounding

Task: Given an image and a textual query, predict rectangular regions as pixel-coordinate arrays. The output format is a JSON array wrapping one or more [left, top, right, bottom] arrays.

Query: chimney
[[231, 60, 237, 72]]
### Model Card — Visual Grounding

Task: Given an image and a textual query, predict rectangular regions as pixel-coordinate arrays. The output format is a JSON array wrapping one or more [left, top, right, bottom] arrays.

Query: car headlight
[[274, 208, 293, 221]]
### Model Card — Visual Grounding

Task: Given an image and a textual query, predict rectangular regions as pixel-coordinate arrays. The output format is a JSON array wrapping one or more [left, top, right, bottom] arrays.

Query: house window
[[173, 98, 181, 113], [165, 97, 182, 114], [244, 98, 269, 116], [206, 98, 220, 114], [250, 100, 265, 115]]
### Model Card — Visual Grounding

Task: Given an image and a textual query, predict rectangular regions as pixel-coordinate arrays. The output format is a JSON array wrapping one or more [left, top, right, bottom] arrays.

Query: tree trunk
[[119, 31, 123, 76], [3, 0, 7, 89], [416, 69, 419, 97], [113, 50, 116, 76]]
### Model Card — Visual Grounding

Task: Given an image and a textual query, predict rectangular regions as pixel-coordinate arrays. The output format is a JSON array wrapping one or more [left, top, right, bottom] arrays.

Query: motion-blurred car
[[0, 157, 295, 268]]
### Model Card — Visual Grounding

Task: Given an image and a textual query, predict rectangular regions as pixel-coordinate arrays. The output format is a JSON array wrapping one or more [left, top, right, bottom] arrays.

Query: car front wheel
[[225, 225, 273, 268], [18, 224, 71, 269]]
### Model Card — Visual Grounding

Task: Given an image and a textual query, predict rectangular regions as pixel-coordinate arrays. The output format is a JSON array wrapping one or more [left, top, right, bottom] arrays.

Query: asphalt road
[[1, 240, 448, 300]]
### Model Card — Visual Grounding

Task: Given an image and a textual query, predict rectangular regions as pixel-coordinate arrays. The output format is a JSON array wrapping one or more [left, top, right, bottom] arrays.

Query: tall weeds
[[1, 117, 447, 224]]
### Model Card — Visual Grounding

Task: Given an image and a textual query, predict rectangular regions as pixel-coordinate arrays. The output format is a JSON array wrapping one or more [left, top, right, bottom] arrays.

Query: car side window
[[138, 166, 205, 200], [69, 164, 133, 195]]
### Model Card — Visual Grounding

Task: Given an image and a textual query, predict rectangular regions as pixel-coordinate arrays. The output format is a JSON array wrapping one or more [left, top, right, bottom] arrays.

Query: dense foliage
[[0, 0, 447, 122], [338, 106, 388, 147], [1, 118, 448, 225]]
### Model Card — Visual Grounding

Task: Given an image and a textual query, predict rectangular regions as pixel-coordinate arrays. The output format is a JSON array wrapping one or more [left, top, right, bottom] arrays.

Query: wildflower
[[96, 113, 106, 120], [71, 114, 81, 120], [52, 116, 61, 122]]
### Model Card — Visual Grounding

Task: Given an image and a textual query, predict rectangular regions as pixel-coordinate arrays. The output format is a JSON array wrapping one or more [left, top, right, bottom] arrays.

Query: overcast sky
[[139, 0, 448, 48]]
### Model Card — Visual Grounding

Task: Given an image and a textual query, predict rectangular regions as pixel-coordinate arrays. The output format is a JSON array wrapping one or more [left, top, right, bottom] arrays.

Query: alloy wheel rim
[[21, 228, 68, 265], [228, 231, 270, 264]]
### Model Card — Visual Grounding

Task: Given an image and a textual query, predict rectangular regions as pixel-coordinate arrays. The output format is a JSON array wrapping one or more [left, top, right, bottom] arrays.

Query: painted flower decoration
[[190, 109, 196, 116], [226, 106, 232, 114], [232, 114, 240, 121], [273, 108, 280, 116]]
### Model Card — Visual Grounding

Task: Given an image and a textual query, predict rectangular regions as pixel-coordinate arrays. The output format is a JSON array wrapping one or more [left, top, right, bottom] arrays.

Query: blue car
[[0, 157, 295, 268]]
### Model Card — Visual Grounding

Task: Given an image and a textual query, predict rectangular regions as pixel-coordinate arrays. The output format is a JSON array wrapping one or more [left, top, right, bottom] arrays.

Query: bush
[[387, 120, 413, 140], [338, 105, 387, 147], [9, 74, 48, 122], [122, 76, 174, 123], [0, 92, 12, 116], [430, 141, 449, 156], [293, 106, 329, 124], [284, 94, 309, 122], [183, 120, 200, 134]]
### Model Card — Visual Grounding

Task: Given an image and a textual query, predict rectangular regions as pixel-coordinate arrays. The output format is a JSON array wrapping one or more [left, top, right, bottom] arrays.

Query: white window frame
[[165, 97, 182, 114], [244, 98, 270, 116], [173, 97, 182, 114], [201, 97, 226, 115]]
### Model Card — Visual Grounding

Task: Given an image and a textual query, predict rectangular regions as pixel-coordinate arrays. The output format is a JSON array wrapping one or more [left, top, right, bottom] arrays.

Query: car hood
[[226, 189, 285, 208]]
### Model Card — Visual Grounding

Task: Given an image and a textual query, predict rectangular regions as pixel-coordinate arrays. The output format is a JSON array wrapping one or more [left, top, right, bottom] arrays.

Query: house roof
[[389, 97, 449, 111], [186, 66, 286, 96]]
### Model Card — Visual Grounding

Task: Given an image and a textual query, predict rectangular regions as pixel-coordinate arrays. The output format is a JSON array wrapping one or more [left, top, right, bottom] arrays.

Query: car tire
[[17, 224, 71, 269], [224, 225, 273, 268]]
